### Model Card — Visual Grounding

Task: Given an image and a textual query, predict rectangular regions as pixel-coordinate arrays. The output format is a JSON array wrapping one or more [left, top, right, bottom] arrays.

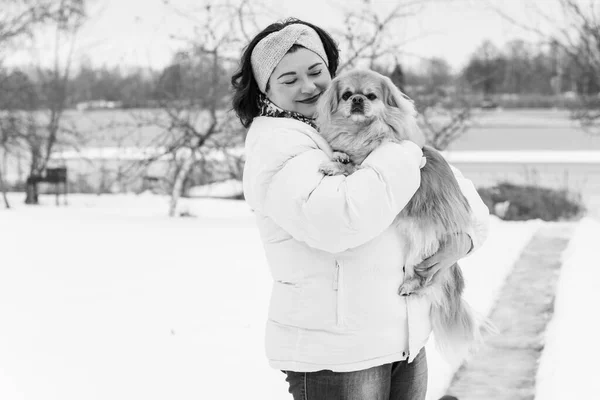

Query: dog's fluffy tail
[[430, 298, 497, 364]]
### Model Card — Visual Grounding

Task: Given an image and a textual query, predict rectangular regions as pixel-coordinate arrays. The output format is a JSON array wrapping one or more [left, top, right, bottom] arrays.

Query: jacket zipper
[[334, 260, 343, 326], [403, 264, 410, 360]]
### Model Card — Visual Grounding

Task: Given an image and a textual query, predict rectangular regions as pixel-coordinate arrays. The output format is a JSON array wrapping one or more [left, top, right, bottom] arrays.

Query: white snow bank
[[534, 217, 600, 400]]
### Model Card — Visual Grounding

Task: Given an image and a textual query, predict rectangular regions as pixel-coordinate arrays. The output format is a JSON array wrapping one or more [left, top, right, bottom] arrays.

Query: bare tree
[[403, 56, 473, 151], [417, 101, 471, 151], [132, 0, 263, 216], [331, 0, 429, 72], [332, 1, 473, 150], [0, 0, 58, 48], [0, 0, 69, 208], [14, 0, 86, 204], [0, 115, 19, 208]]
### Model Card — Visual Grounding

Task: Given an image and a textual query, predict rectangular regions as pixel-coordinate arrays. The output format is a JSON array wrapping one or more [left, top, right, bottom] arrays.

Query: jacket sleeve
[[451, 165, 490, 254], [245, 129, 423, 254]]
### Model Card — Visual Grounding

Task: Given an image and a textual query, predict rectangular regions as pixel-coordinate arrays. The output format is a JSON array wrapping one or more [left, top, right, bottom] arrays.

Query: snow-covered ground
[[0, 193, 594, 400], [534, 217, 600, 400]]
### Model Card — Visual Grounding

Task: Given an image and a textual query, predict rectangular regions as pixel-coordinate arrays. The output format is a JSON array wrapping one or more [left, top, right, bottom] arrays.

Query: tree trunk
[[0, 165, 10, 209], [25, 178, 39, 204], [26, 149, 42, 205], [0, 147, 11, 208], [168, 153, 195, 217]]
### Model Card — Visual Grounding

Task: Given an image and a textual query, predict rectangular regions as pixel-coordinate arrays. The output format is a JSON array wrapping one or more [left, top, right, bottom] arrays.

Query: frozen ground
[[0, 193, 596, 400], [534, 217, 600, 400]]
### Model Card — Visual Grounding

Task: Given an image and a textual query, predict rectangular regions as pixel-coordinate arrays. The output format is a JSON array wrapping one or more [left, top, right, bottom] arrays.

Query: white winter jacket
[[243, 116, 489, 373]]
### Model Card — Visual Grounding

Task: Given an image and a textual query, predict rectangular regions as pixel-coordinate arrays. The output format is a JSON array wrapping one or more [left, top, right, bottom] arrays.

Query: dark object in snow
[[178, 210, 196, 218], [26, 167, 68, 206], [477, 182, 585, 221]]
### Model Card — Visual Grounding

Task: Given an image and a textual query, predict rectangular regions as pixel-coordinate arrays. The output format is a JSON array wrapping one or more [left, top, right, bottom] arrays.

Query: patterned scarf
[[257, 92, 318, 130]]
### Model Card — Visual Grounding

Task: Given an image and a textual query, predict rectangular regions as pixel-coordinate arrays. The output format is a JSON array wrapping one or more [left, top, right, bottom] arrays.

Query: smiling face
[[266, 47, 331, 118]]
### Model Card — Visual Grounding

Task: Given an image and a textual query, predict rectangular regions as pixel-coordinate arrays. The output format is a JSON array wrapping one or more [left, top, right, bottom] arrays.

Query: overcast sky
[[3, 0, 578, 73]]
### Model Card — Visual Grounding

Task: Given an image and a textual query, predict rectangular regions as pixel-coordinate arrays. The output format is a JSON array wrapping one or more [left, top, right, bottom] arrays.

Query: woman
[[231, 18, 489, 400]]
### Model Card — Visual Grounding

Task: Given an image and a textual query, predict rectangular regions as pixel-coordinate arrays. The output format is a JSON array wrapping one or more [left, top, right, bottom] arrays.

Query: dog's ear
[[382, 75, 416, 115], [380, 75, 426, 147], [315, 77, 341, 128]]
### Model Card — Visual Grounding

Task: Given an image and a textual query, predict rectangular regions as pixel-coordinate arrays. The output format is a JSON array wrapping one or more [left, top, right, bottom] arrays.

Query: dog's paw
[[398, 277, 423, 297], [319, 161, 347, 176], [332, 151, 351, 164]]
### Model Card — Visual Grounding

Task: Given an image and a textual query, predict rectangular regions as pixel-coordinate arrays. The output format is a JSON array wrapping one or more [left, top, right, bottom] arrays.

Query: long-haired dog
[[315, 69, 494, 363]]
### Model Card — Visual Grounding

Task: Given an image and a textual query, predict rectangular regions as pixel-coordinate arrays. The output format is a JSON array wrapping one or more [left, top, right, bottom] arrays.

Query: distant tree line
[[0, 53, 232, 110], [462, 39, 599, 97], [1, 36, 596, 113]]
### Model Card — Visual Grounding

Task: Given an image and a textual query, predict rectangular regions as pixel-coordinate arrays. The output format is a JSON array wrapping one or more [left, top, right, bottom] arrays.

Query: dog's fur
[[315, 69, 494, 363]]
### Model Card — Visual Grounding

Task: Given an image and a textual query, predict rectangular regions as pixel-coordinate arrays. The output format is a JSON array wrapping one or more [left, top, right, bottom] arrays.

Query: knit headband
[[251, 24, 329, 93]]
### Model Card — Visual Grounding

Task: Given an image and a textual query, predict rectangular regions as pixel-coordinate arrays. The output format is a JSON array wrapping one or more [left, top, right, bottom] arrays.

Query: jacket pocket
[[333, 260, 344, 327]]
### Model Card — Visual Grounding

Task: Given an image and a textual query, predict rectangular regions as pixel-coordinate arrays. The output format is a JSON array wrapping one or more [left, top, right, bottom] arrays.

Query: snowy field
[[0, 192, 596, 400]]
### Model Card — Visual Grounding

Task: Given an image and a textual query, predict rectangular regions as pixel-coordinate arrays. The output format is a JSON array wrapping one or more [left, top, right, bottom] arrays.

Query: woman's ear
[[315, 78, 340, 127]]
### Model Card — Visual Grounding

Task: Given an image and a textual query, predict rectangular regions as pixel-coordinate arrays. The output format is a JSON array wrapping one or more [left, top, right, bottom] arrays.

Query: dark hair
[[231, 18, 340, 128]]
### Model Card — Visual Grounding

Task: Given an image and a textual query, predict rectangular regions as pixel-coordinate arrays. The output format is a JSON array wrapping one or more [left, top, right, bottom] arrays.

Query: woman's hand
[[413, 233, 472, 282]]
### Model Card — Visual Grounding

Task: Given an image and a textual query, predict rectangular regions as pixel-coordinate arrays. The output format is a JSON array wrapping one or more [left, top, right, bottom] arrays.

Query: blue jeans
[[282, 348, 428, 400]]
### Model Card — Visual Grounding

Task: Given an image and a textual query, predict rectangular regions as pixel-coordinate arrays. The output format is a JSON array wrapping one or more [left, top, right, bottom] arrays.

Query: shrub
[[477, 182, 585, 221]]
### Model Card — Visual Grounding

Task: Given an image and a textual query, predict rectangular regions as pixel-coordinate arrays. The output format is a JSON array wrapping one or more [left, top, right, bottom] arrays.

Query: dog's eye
[[342, 92, 352, 101], [366, 93, 377, 100]]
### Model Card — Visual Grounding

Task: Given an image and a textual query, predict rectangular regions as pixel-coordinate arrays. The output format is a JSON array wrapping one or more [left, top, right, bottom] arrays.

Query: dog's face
[[330, 70, 388, 123], [316, 69, 425, 148]]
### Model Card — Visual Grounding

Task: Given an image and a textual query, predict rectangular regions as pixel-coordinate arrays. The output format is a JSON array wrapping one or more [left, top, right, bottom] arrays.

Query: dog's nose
[[352, 96, 363, 104]]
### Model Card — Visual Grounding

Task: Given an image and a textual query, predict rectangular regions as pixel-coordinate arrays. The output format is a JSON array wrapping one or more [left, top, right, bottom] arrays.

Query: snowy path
[[443, 222, 573, 400]]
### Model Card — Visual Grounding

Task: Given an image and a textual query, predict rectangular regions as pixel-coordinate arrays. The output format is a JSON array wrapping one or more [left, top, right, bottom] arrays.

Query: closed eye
[[342, 91, 352, 101], [283, 70, 322, 85]]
